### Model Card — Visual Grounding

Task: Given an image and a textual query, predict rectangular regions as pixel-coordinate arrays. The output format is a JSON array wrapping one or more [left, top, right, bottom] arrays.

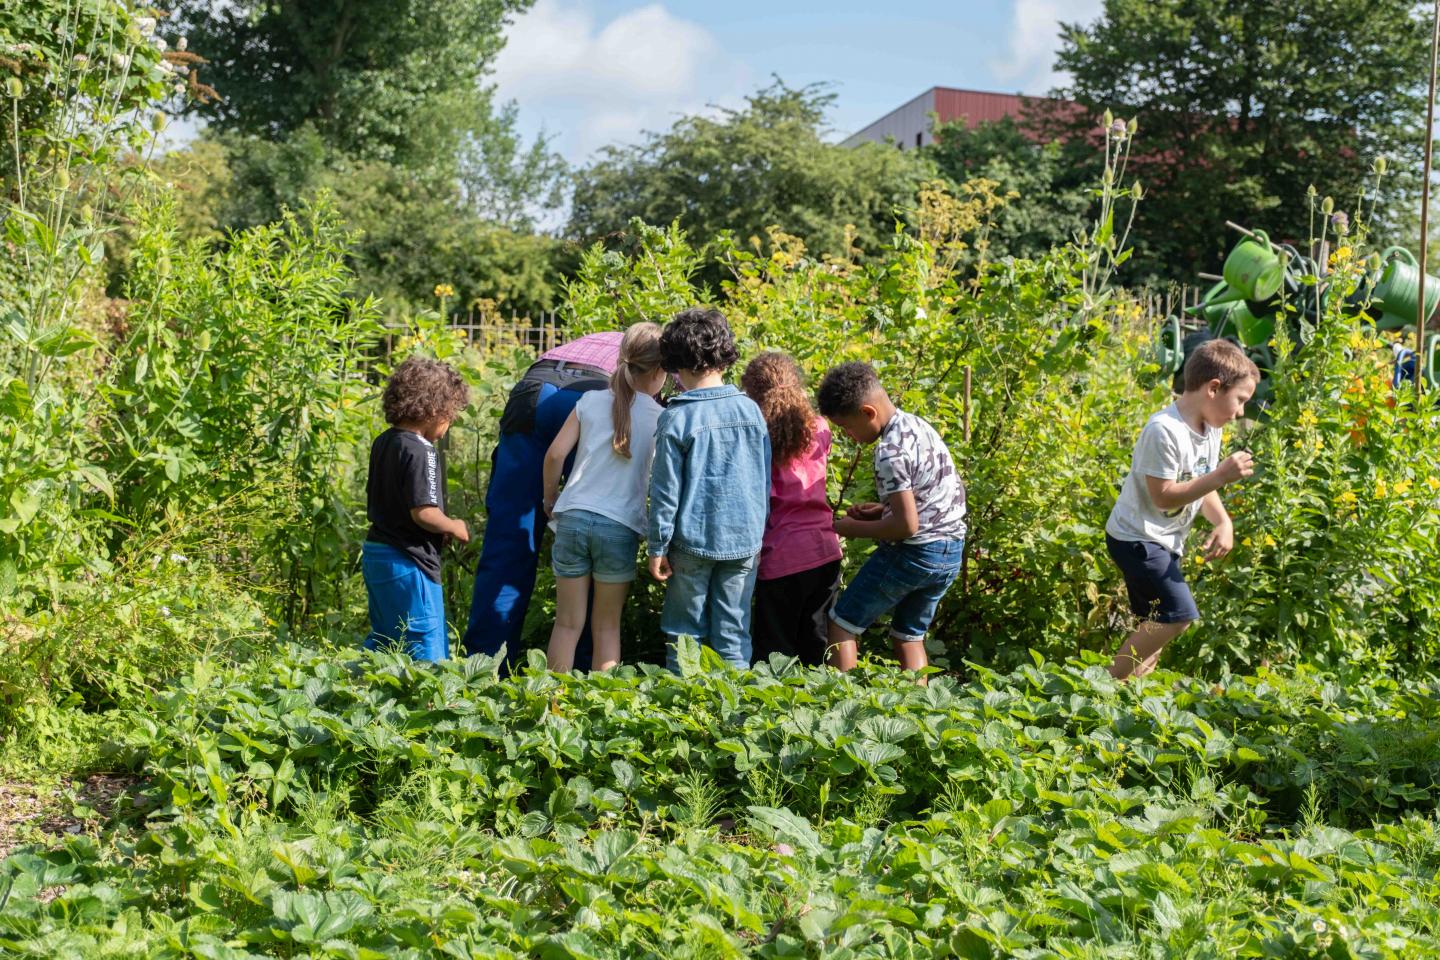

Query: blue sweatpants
[[362, 541, 447, 662], [463, 376, 595, 673]]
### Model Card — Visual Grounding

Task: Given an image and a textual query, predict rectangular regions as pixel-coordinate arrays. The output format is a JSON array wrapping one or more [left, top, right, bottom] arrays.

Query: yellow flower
[[1393, 479, 1413, 497], [433, 283, 456, 298], [1263, 534, 1277, 548], [1242, 536, 1254, 548], [1298, 408, 1319, 428], [1426, 476, 1440, 493], [1338, 490, 1359, 507], [1347, 329, 1368, 351], [1375, 479, 1389, 498]]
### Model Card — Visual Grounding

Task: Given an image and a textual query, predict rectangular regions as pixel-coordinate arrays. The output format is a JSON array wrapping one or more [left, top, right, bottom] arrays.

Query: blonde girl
[[542, 323, 667, 671]]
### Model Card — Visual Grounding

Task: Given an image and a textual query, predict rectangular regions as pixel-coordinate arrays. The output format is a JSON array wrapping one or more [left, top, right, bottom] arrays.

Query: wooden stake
[[1418, 0, 1439, 401]]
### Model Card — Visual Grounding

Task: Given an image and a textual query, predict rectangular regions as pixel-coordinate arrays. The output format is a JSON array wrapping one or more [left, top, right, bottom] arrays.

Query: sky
[[491, 0, 1106, 165]]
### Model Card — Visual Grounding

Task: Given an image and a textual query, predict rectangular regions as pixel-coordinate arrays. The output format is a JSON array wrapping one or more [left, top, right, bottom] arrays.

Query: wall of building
[[840, 88, 938, 150]]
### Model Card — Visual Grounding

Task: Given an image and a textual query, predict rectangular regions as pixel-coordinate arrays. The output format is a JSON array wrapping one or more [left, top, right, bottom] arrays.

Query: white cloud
[[991, 0, 1104, 93], [493, 0, 750, 163]]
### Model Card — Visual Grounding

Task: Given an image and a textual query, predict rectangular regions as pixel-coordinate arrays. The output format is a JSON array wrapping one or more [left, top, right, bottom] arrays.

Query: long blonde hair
[[610, 322, 663, 458]]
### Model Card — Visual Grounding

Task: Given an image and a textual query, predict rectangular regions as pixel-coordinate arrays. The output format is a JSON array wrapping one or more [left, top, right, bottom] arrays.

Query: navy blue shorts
[[1105, 533, 1200, 624]]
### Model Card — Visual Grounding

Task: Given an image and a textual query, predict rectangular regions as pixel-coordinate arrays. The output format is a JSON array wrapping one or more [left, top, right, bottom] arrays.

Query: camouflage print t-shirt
[[873, 410, 967, 544]]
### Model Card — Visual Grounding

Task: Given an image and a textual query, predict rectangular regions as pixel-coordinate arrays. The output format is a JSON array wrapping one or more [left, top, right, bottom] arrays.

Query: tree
[[1048, 0, 1426, 281], [171, 0, 533, 172], [568, 82, 933, 271], [926, 116, 1091, 261]]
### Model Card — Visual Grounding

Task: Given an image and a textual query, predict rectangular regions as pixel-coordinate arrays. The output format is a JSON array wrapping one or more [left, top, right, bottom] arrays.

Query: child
[[817, 362, 967, 674], [542, 323, 667, 672], [647, 307, 771, 669], [363, 357, 471, 662], [1104, 338, 1257, 680], [741, 352, 843, 666]]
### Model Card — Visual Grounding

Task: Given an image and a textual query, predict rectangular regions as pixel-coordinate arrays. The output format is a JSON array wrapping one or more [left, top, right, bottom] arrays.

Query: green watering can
[[1154, 315, 1183, 376], [1427, 332, 1440, 387], [1373, 247, 1440, 331], [1210, 301, 1275, 348], [1223, 229, 1285, 301]]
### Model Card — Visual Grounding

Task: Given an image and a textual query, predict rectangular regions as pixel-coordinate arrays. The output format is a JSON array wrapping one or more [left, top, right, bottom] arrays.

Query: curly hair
[[816, 361, 881, 418], [382, 356, 471, 425], [659, 306, 739, 374], [741, 352, 816, 466]]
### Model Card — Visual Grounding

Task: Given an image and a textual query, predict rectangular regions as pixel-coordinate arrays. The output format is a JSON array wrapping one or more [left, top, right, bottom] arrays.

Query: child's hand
[[451, 519, 471, 544], [1215, 451, 1255, 485], [1202, 521, 1234, 561], [847, 502, 884, 521], [648, 555, 672, 581]]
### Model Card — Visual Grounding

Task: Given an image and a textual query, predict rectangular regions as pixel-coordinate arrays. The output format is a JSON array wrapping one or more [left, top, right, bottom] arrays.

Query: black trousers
[[751, 559, 842, 667]]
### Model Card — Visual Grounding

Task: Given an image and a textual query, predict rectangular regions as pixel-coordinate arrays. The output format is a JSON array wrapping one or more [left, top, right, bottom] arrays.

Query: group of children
[[363, 307, 1260, 681]]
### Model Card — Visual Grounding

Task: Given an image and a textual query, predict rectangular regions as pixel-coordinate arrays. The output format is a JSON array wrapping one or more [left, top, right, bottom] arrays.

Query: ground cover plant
[[2, 645, 1439, 957]]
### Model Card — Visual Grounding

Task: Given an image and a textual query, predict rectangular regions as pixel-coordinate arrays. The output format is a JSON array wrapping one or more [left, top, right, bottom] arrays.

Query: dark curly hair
[[382, 356, 471, 425], [816, 361, 881, 418], [742, 352, 816, 466], [659, 306, 739, 374]]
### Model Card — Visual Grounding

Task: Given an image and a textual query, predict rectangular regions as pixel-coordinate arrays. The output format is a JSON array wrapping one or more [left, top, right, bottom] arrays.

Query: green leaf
[[746, 806, 822, 856]]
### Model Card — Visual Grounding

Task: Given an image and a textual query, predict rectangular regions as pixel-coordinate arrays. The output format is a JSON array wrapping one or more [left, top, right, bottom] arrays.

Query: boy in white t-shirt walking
[[1105, 339, 1259, 680]]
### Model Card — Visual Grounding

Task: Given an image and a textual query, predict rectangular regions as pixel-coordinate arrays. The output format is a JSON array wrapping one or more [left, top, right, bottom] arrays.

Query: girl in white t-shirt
[[541, 322, 666, 671]]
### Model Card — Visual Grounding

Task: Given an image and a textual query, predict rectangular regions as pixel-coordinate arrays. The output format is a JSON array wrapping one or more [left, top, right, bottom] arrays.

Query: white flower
[[157, 60, 173, 74], [111, 53, 130, 71], [169, 553, 188, 565], [151, 37, 168, 52], [915, 306, 928, 320], [73, 54, 89, 65], [176, 37, 188, 52], [172, 81, 186, 95], [135, 17, 157, 36], [159, 606, 171, 618], [1312, 919, 1327, 934]]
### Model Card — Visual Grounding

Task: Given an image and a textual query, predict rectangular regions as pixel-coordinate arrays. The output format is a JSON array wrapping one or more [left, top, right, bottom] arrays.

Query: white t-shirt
[[552, 389, 663, 536], [1105, 403, 1221, 555]]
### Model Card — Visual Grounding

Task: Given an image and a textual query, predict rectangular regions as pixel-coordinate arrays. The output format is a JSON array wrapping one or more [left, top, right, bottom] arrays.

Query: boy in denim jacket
[[819, 362, 966, 674], [647, 308, 771, 669]]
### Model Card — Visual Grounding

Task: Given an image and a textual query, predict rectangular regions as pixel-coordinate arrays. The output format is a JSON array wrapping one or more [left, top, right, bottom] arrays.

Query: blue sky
[[493, 0, 1105, 165]]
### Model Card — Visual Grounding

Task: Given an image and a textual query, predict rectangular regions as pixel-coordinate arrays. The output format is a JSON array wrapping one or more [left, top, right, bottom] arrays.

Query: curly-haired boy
[[647, 307, 771, 669], [363, 356, 471, 661]]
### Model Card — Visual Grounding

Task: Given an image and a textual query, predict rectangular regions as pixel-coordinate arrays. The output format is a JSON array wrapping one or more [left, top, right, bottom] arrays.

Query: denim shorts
[[830, 539, 965, 642], [551, 509, 641, 582], [1105, 533, 1200, 624]]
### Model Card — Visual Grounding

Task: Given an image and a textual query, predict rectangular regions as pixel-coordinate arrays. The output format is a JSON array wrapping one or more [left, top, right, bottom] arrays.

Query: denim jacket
[[647, 385, 771, 561]]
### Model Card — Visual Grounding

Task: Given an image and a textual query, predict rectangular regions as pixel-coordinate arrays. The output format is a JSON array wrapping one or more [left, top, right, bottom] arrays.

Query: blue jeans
[[463, 374, 596, 673], [362, 542, 447, 662], [661, 549, 759, 670], [830, 539, 964, 642]]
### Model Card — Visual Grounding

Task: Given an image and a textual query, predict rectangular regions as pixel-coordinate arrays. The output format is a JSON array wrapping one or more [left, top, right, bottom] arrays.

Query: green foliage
[[3, 648, 1439, 955], [568, 82, 934, 283], [1049, 0, 1428, 280], [926, 116, 1091, 262], [171, 0, 533, 172]]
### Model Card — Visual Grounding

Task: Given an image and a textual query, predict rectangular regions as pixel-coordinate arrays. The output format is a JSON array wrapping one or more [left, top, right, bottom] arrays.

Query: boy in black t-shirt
[[364, 357, 471, 661]]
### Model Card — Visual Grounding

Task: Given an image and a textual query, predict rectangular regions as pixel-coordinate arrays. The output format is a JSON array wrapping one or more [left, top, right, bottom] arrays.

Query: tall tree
[[1047, 0, 1426, 281], [568, 82, 933, 266], [171, 0, 533, 171]]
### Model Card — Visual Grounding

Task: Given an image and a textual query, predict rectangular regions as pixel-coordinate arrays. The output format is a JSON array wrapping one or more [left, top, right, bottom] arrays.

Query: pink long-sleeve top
[[758, 420, 844, 581]]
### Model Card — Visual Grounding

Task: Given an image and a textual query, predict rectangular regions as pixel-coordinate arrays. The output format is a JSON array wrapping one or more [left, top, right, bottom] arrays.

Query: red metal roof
[[931, 87, 1033, 127]]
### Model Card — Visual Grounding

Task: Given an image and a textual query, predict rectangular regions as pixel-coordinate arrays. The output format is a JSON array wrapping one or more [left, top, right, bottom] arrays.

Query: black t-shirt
[[366, 428, 446, 582]]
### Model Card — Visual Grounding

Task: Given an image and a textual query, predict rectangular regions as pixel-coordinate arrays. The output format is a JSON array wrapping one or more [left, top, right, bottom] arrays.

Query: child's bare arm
[[542, 410, 581, 515], [834, 490, 919, 541], [1145, 451, 1254, 512], [411, 506, 470, 543], [1198, 491, 1234, 560]]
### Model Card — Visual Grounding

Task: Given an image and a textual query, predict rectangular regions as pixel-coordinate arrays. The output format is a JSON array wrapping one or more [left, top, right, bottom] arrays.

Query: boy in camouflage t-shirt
[[817, 362, 967, 674]]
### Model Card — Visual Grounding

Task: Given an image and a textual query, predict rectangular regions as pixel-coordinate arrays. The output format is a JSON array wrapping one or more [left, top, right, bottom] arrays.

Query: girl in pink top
[[741, 353, 843, 665]]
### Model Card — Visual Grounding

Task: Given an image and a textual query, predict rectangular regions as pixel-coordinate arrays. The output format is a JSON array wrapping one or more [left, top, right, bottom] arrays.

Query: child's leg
[[827, 619, 859, 671], [588, 580, 630, 671], [750, 574, 798, 665], [1108, 619, 1190, 680], [546, 575, 591, 672], [362, 542, 445, 662], [705, 555, 759, 669], [887, 540, 964, 677], [661, 550, 712, 672]]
